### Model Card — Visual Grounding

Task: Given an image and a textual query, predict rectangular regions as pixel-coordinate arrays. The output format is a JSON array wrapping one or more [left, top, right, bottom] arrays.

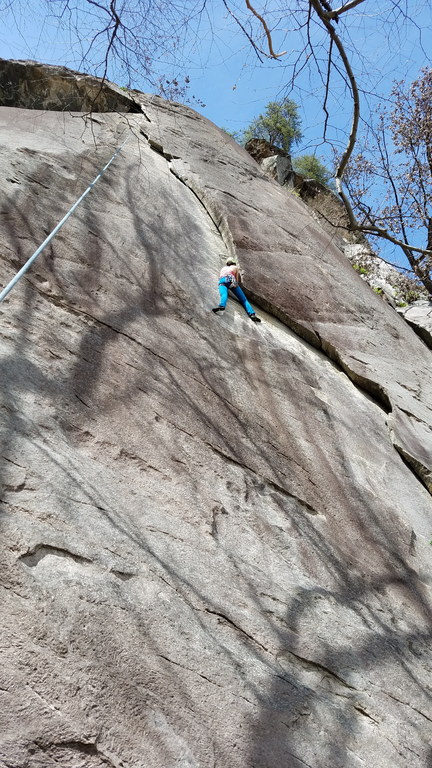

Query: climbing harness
[[219, 274, 238, 288], [0, 136, 129, 304]]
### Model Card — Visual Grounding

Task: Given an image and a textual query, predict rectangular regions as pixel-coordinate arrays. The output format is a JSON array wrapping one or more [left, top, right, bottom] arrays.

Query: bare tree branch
[[353, 224, 432, 258], [322, 35, 333, 139], [329, 0, 366, 18], [222, 0, 265, 61], [244, 0, 287, 58], [309, 0, 360, 185]]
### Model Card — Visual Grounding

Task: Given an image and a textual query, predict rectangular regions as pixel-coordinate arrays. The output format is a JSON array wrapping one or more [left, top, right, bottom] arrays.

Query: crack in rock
[[156, 653, 260, 705], [19, 543, 93, 568], [34, 739, 121, 768], [353, 704, 380, 724], [393, 441, 432, 494], [277, 649, 356, 692], [129, 122, 432, 500], [203, 608, 268, 652]]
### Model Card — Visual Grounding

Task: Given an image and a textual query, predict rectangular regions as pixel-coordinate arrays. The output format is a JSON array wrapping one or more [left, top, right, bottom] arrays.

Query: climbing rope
[[0, 135, 129, 304]]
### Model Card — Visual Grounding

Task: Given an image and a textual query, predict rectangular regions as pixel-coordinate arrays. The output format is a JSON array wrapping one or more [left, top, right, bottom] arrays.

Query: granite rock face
[[0, 62, 432, 768], [0, 58, 142, 113], [398, 300, 432, 350]]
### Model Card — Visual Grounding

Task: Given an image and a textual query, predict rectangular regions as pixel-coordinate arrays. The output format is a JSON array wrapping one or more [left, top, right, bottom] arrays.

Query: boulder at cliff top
[[0, 62, 432, 768]]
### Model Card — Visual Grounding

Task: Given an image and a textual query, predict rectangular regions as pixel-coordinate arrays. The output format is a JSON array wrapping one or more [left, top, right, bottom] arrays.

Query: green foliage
[[353, 264, 369, 275], [404, 288, 423, 303], [241, 99, 302, 153], [373, 286, 384, 295], [220, 127, 242, 142], [293, 154, 334, 188]]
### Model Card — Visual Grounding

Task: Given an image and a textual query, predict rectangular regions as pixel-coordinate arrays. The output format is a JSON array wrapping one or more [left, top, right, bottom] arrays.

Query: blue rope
[[0, 136, 129, 304]]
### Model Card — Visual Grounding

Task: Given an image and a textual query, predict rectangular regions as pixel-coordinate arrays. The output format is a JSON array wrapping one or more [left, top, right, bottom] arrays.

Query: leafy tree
[[345, 68, 432, 294], [220, 127, 242, 142], [241, 99, 302, 154], [292, 155, 333, 188]]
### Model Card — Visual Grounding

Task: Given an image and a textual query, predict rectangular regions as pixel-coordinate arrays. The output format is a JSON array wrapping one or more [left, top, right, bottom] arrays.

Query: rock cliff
[[1, 61, 431, 768]]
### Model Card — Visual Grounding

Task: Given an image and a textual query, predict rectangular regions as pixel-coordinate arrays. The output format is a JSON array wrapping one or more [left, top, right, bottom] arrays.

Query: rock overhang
[[0, 58, 143, 113]]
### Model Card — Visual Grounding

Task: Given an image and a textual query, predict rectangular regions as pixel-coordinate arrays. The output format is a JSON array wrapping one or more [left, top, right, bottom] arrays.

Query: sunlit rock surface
[[1, 62, 432, 768], [398, 300, 432, 350]]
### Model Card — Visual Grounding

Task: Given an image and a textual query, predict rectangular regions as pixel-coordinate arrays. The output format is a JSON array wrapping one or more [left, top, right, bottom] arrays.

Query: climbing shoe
[[212, 306, 225, 313], [249, 314, 261, 323]]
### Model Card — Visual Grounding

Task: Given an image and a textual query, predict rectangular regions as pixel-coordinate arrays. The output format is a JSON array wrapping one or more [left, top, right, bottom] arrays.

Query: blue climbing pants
[[218, 280, 255, 316]]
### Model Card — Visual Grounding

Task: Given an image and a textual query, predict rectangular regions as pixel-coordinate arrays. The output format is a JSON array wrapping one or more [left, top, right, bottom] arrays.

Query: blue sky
[[1, 0, 431, 270]]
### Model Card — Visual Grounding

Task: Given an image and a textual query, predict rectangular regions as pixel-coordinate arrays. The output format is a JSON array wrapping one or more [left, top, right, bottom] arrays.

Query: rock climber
[[212, 259, 261, 322]]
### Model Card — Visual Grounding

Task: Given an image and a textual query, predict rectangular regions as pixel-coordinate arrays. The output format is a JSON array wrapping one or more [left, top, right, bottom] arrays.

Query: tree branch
[[322, 36, 333, 139], [352, 223, 432, 258], [222, 0, 264, 61], [306, 1, 429, 281], [244, 0, 287, 58], [310, 0, 360, 186], [329, 0, 366, 18]]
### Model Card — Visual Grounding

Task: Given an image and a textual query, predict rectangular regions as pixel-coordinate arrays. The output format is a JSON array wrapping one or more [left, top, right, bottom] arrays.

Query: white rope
[[0, 136, 129, 304]]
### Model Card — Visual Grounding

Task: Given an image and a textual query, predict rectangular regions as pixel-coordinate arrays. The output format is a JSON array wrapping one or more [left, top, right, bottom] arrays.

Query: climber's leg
[[231, 285, 256, 316], [212, 282, 229, 312], [213, 283, 228, 313], [218, 282, 229, 307]]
